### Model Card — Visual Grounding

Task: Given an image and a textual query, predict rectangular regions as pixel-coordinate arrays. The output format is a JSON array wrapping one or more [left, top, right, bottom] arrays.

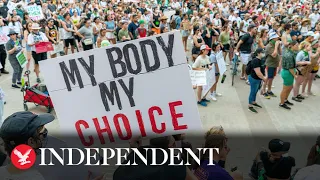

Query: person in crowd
[[250, 139, 295, 180], [128, 14, 139, 40], [27, 23, 49, 83], [235, 24, 257, 85], [8, 15, 22, 39], [247, 48, 267, 113], [0, 111, 55, 179], [202, 22, 214, 56], [209, 43, 223, 101], [292, 42, 312, 102], [192, 26, 205, 61], [76, 18, 94, 51], [263, 32, 281, 98], [118, 21, 131, 42], [0, 87, 4, 125], [180, 13, 190, 51], [151, 7, 161, 35], [6, 29, 22, 89], [193, 133, 242, 180], [135, 19, 147, 38], [104, 14, 116, 44], [279, 41, 299, 110], [306, 135, 320, 166], [291, 22, 303, 42], [219, 25, 230, 65], [192, 45, 212, 107], [61, 13, 77, 55], [92, 17, 102, 46], [45, 18, 59, 58], [282, 23, 293, 49], [159, 15, 168, 31], [23, 22, 33, 74], [96, 28, 110, 48], [0, 17, 8, 76]]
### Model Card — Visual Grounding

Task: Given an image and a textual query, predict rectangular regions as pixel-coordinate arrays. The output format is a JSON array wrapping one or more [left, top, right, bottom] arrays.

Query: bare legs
[[280, 85, 293, 104], [293, 75, 305, 97]]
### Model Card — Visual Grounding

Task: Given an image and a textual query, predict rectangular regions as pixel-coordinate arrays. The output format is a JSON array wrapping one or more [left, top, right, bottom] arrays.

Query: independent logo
[[10, 144, 36, 170]]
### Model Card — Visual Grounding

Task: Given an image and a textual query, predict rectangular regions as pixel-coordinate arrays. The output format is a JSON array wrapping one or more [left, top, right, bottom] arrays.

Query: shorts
[[240, 52, 251, 65], [281, 69, 294, 86], [106, 32, 115, 39], [222, 44, 230, 52], [32, 51, 47, 65], [64, 39, 75, 47], [267, 67, 277, 79], [26, 44, 32, 52]]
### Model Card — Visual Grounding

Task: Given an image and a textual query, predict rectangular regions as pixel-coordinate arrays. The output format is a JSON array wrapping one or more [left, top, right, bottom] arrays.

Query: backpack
[[170, 15, 177, 30], [246, 60, 253, 75]]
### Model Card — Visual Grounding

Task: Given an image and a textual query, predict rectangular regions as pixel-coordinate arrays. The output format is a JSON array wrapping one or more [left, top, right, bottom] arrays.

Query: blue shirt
[[105, 21, 115, 30], [128, 22, 139, 39], [194, 160, 233, 180]]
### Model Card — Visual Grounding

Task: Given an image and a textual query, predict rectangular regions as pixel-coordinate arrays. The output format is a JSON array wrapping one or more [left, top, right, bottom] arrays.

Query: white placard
[[0, 26, 9, 45], [25, 5, 44, 21], [216, 51, 227, 75], [201, 68, 216, 98], [39, 32, 203, 147], [190, 70, 207, 86]]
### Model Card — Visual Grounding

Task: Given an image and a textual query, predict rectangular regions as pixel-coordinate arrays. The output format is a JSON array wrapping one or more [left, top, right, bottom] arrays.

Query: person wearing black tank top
[[151, 8, 161, 35], [45, 18, 59, 58]]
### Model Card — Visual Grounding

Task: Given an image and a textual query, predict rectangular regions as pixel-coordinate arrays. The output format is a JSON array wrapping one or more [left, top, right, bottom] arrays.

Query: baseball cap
[[200, 45, 211, 51], [268, 139, 290, 153], [311, 40, 319, 46], [0, 111, 55, 140], [307, 31, 315, 37], [248, 24, 256, 30], [269, 32, 279, 40]]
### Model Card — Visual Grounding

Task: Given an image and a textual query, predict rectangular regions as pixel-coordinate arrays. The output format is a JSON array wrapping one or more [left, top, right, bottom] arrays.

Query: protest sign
[[16, 51, 27, 68], [190, 70, 206, 86], [26, 5, 44, 21], [216, 51, 227, 75], [40, 32, 202, 147], [201, 68, 216, 98], [0, 26, 9, 45]]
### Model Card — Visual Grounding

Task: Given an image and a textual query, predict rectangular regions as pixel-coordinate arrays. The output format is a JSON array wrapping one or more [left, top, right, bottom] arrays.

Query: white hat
[[292, 15, 299, 19], [260, 2, 264, 6], [307, 31, 315, 37], [31, 23, 41, 29], [269, 32, 279, 40]]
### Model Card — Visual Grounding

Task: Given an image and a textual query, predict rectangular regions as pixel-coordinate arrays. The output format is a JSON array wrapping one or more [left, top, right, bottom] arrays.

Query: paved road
[[1, 44, 320, 179]]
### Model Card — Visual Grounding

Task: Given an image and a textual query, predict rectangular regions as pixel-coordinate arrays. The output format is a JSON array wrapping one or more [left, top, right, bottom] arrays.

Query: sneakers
[[279, 103, 291, 110], [12, 84, 20, 89], [248, 107, 258, 113], [226, 63, 230, 66], [197, 100, 207, 107], [246, 80, 250, 85], [201, 99, 210, 103], [1, 70, 9, 74], [267, 91, 277, 97], [292, 97, 302, 102], [301, 93, 308, 98], [37, 78, 41, 83], [252, 103, 262, 108], [210, 94, 217, 101], [240, 76, 246, 80], [308, 92, 316, 96], [215, 92, 222, 97], [285, 100, 294, 106], [263, 93, 271, 99], [297, 94, 305, 100], [17, 81, 22, 85]]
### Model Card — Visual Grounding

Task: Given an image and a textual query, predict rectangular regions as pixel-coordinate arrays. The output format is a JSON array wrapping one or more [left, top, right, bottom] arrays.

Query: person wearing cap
[[291, 22, 303, 42], [27, 23, 49, 84], [263, 32, 281, 98], [235, 24, 257, 85], [192, 44, 212, 107], [0, 111, 55, 179], [301, 18, 311, 39], [250, 139, 295, 179], [301, 40, 320, 97], [159, 15, 168, 32], [6, 29, 23, 89], [303, 31, 315, 46]]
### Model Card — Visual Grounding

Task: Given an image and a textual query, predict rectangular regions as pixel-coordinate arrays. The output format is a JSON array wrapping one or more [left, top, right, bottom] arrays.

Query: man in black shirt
[[235, 24, 257, 84], [0, 19, 8, 75]]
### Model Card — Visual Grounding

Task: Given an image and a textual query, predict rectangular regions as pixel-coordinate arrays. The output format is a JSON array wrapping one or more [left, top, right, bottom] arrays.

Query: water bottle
[[21, 77, 25, 87], [221, 74, 227, 83]]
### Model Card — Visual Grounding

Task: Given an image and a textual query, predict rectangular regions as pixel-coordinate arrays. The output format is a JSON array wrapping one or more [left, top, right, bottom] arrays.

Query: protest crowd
[[0, 0, 320, 179]]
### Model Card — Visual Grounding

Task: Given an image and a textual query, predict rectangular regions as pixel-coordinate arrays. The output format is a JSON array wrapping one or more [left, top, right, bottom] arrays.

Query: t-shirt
[[296, 51, 310, 62], [202, 29, 214, 47], [265, 43, 280, 68], [260, 151, 295, 179], [0, 166, 45, 180], [27, 32, 48, 52], [194, 159, 233, 180], [6, 39, 22, 61], [290, 30, 301, 39], [118, 29, 130, 41], [8, 22, 22, 35], [240, 33, 254, 53], [78, 26, 93, 41], [250, 57, 265, 80], [193, 55, 211, 69], [128, 22, 139, 39]]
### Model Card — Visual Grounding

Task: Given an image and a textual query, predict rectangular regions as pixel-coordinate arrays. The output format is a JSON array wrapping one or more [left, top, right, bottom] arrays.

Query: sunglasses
[[39, 128, 48, 139]]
